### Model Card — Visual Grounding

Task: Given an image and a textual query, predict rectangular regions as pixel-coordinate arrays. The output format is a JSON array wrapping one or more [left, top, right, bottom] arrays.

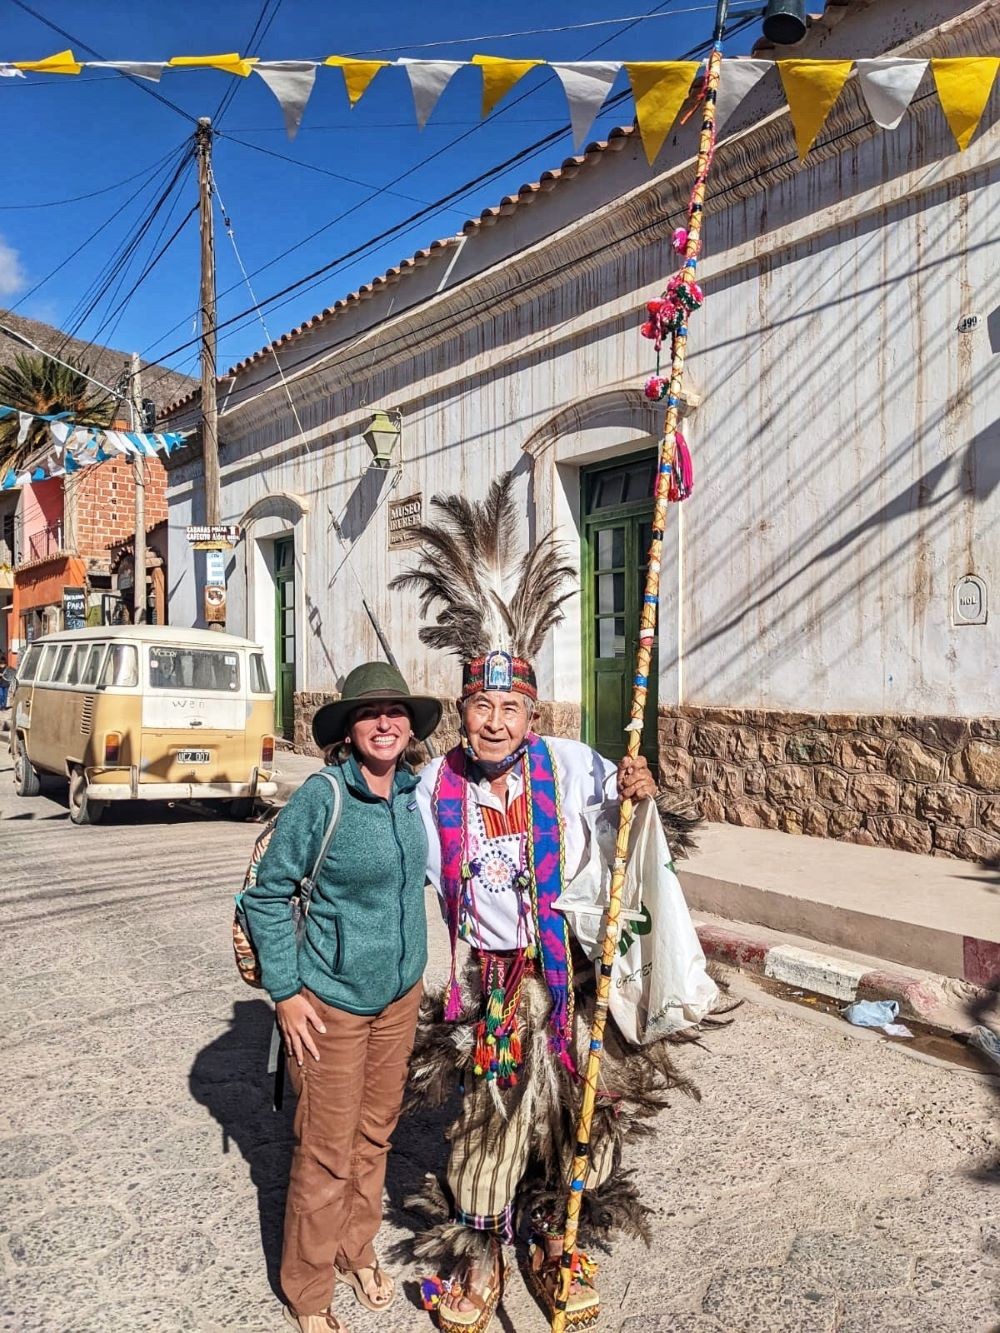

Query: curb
[[695, 921, 992, 1034]]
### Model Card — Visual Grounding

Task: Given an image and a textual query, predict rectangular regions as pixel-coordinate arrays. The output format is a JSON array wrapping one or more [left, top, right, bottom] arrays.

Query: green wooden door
[[582, 455, 658, 764], [274, 538, 296, 739]]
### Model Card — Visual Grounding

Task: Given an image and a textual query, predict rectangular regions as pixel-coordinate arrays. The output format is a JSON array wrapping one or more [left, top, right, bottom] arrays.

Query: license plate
[[177, 749, 211, 765]]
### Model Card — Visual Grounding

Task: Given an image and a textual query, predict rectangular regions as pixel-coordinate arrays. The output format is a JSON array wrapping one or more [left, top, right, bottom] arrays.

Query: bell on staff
[[762, 0, 808, 44]]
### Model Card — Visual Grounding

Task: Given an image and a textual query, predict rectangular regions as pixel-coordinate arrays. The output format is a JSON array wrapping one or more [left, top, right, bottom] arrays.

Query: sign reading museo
[[388, 493, 422, 549]]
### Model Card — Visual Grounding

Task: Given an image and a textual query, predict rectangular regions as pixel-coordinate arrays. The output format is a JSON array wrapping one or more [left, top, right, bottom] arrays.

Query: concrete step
[[678, 823, 1000, 990]]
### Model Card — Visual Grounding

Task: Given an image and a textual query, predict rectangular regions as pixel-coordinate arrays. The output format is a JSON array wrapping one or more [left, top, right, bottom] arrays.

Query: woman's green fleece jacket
[[243, 759, 429, 1013]]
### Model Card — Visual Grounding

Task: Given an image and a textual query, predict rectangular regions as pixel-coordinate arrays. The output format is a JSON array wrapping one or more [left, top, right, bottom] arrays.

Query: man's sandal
[[335, 1259, 395, 1312], [522, 1240, 601, 1328], [434, 1252, 504, 1333]]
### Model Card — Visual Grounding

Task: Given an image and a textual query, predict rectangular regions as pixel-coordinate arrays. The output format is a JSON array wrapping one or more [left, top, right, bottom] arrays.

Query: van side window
[[102, 644, 138, 688], [35, 645, 57, 682], [53, 645, 73, 682], [65, 644, 89, 686], [16, 644, 40, 682], [249, 653, 270, 694], [81, 643, 106, 687]]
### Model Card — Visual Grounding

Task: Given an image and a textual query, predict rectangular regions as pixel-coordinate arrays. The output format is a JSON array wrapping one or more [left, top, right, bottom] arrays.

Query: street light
[[0, 322, 148, 625], [363, 409, 402, 470], [762, 0, 808, 44]]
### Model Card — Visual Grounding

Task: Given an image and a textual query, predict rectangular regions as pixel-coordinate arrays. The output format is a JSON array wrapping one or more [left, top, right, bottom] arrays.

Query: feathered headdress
[[390, 471, 576, 698]]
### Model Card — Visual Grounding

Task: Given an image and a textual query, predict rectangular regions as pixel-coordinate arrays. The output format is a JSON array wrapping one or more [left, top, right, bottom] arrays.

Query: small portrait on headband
[[485, 650, 514, 691]]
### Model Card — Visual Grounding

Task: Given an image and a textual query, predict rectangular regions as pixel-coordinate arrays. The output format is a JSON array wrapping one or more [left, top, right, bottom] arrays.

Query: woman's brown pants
[[280, 982, 422, 1316]]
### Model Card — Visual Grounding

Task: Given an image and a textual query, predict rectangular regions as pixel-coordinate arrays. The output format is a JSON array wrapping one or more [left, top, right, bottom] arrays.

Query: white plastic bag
[[555, 800, 718, 1044]]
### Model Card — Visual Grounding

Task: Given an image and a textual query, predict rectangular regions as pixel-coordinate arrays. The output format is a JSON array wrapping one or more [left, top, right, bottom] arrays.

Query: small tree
[[0, 352, 118, 475]]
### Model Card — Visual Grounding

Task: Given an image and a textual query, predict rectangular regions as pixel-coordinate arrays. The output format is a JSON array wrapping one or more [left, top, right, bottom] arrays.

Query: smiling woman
[[240, 659, 443, 1333]]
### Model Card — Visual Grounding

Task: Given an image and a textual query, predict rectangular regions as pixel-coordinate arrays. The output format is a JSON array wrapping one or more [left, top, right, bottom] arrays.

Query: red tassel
[[444, 976, 462, 1022]]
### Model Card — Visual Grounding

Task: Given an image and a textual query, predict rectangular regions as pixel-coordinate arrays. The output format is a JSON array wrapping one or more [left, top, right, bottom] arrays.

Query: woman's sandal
[[521, 1239, 601, 1328], [435, 1250, 504, 1333], [335, 1259, 395, 1312]]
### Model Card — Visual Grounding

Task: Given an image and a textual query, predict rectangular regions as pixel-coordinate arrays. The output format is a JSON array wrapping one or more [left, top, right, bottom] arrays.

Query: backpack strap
[[298, 769, 343, 916]]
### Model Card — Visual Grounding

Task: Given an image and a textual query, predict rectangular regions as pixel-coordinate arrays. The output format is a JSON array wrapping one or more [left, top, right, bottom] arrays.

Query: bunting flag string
[[0, 50, 995, 157], [0, 404, 186, 491]]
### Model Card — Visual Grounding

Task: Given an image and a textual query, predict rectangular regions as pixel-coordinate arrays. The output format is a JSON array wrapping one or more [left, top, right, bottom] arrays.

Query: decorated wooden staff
[[550, 9, 729, 1331]]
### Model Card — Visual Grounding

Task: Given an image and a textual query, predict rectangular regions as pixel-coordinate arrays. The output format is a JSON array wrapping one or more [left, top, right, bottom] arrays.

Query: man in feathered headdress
[[393, 473, 716, 1333]]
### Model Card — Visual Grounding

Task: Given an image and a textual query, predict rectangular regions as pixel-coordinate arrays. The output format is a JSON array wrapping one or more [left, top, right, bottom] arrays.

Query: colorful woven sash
[[434, 734, 576, 1073]]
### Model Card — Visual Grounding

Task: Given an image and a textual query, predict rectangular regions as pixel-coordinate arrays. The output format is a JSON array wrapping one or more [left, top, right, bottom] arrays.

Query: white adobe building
[[163, 0, 1000, 861]]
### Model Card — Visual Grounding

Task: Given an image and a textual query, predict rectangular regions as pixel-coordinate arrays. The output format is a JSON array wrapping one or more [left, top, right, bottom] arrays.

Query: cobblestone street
[[1, 748, 998, 1332]]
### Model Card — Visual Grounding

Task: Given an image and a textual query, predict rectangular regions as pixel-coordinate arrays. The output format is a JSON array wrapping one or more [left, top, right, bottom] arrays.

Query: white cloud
[[0, 236, 26, 297]]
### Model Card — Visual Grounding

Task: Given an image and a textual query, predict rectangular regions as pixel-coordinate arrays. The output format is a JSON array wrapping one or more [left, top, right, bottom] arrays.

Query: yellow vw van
[[10, 626, 277, 825]]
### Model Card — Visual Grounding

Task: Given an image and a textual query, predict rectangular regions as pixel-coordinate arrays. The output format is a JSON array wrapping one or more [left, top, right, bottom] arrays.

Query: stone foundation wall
[[292, 692, 580, 759], [657, 705, 1000, 863]]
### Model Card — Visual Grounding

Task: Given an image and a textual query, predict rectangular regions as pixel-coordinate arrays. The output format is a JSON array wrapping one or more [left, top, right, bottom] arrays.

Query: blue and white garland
[[0, 404, 187, 490]]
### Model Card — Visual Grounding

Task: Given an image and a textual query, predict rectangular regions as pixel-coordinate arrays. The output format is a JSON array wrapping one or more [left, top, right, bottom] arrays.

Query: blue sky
[[0, 1, 761, 404]]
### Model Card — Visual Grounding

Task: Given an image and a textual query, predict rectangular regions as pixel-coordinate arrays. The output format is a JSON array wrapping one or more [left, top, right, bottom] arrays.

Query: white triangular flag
[[49, 420, 71, 446], [856, 57, 927, 130], [715, 58, 773, 133], [0, 65, 25, 79], [88, 61, 166, 82], [16, 412, 32, 445], [399, 59, 464, 129], [254, 61, 318, 140], [551, 61, 621, 149]]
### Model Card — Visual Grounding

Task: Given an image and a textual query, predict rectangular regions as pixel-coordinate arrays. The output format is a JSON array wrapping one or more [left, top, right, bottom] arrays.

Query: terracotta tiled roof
[[161, 123, 639, 418]]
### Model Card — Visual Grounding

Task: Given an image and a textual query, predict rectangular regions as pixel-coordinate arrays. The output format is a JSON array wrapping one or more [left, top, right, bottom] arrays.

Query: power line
[[7, 0, 197, 124], [138, 0, 692, 362], [212, 0, 284, 128], [186, 64, 927, 414], [59, 147, 194, 344], [144, 56, 724, 362], [219, 133, 479, 214], [3, 142, 191, 322], [0, 153, 185, 210]]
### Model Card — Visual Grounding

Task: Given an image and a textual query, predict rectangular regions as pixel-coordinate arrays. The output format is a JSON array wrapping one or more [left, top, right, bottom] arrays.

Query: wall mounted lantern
[[363, 410, 402, 470]]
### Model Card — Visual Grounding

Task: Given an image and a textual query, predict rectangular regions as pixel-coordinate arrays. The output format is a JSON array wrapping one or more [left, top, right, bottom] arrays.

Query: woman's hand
[[617, 754, 658, 803], [276, 993, 327, 1066]]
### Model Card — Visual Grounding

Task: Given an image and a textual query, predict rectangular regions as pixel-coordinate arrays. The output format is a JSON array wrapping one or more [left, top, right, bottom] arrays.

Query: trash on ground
[[882, 1022, 914, 1039], [968, 1025, 1000, 1068], [842, 999, 900, 1028]]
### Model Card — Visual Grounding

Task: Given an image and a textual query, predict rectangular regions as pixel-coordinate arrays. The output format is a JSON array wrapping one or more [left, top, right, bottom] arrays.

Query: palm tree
[[0, 352, 118, 475]]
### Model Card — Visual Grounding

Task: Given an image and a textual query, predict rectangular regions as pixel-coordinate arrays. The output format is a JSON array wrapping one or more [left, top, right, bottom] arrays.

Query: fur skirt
[[404, 951, 728, 1269]]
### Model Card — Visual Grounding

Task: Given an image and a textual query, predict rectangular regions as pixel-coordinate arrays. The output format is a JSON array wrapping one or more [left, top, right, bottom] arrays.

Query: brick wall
[[70, 456, 168, 556], [658, 705, 1000, 864]]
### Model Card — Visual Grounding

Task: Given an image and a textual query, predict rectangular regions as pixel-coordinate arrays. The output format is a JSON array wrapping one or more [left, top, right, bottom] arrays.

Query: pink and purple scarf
[[433, 734, 576, 1074]]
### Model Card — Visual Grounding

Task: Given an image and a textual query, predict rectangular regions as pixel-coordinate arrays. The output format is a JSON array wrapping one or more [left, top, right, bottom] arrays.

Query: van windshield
[[148, 646, 240, 692]]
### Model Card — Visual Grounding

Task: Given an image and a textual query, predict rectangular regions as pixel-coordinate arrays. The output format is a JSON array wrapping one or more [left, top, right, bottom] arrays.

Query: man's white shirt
[[415, 737, 617, 952]]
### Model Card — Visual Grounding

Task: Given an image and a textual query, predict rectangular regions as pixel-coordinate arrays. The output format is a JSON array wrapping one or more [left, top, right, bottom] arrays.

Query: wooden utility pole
[[130, 351, 146, 624], [196, 117, 220, 527]]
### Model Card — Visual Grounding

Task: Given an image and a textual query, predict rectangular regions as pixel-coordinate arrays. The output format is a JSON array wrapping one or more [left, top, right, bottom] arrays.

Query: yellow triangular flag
[[324, 56, 389, 107], [168, 53, 258, 78], [624, 62, 700, 165], [931, 57, 999, 150], [777, 59, 854, 159], [13, 49, 82, 75], [471, 55, 544, 117]]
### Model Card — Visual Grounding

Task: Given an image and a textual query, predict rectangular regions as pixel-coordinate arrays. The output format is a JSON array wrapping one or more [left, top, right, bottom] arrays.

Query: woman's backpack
[[232, 770, 342, 987]]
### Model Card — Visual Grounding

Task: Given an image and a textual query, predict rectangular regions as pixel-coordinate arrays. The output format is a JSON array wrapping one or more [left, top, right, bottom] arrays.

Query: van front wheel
[[68, 766, 107, 826], [14, 737, 41, 797]]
